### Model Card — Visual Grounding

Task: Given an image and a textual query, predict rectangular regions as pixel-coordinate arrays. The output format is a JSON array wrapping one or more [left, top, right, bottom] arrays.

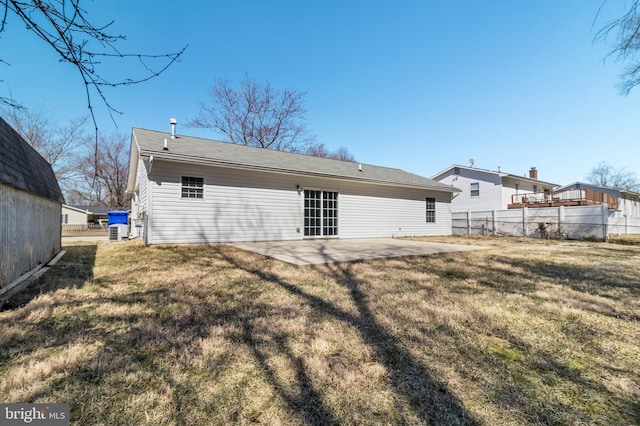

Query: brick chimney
[[529, 167, 538, 180]]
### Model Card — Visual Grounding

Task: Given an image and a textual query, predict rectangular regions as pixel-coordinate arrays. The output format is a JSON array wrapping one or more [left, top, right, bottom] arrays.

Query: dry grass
[[1, 236, 639, 425]]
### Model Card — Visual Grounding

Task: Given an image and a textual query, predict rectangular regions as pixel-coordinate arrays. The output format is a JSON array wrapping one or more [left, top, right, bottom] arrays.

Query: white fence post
[[558, 206, 564, 238], [601, 203, 609, 240], [492, 210, 497, 235], [466, 210, 471, 235], [625, 215, 628, 235], [522, 208, 527, 237]]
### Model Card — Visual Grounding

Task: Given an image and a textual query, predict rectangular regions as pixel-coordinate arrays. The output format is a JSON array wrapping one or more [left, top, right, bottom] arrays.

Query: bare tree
[[0, 1, 186, 124], [68, 133, 130, 208], [595, 1, 640, 94], [328, 146, 356, 162], [305, 143, 356, 162], [188, 74, 316, 153], [2, 106, 88, 191], [585, 161, 640, 191]]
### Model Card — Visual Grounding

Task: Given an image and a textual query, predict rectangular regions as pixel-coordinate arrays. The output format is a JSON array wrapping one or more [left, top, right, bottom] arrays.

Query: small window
[[182, 176, 204, 199], [61, 214, 69, 224], [533, 185, 538, 193], [470, 182, 480, 197], [426, 197, 436, 223]]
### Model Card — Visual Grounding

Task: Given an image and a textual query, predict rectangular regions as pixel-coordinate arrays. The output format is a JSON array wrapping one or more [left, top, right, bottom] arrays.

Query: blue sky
[[1, 0, 638, 185]]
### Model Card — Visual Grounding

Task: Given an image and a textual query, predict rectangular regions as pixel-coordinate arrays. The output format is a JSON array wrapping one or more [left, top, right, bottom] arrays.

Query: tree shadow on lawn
[[4, 242, 638, 424], [223, 252, 481, 426], [219, 244, 640, 425], [387, 252, 640, 425], [483, 255, 640, 321]]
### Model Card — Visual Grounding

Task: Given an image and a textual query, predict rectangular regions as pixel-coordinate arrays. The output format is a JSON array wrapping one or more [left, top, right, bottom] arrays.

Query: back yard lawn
[[1, 236, 638, 425]]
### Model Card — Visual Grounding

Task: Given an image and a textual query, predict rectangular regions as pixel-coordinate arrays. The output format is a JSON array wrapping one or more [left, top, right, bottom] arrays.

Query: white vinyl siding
[[336, 182, 451, 238], [60, 206, 89, 225], [148, 161, 302, 244], [131, 157, 150, 241], [144, 159, 453, 244], [437, 169, 503, 211]]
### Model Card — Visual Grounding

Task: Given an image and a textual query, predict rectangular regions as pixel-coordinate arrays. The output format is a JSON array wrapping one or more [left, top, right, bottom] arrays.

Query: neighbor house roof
[[432, 164, 559, 187], [0, 116, 64, 203], [555, 182, 640, 197], [68, 205, 111, 214], [127, 128, 459, 193]]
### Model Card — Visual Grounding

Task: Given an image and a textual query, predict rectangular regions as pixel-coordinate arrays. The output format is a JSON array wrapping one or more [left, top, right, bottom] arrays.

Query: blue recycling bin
[[107, 211, 128, 226]]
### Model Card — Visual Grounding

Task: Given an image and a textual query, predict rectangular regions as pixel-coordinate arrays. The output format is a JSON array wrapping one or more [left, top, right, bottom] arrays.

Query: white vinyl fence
[[453, 204, 640, 240]]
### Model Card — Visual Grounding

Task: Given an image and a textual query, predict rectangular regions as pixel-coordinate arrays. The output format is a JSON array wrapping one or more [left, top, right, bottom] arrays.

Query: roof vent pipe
[[163, 138, 168, 151], [358, 163, 362, 172], [170, 118, 177, 139]]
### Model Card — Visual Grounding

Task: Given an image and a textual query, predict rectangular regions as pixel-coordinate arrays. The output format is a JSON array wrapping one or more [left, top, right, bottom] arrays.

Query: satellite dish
[[468, 158, 475, 167]]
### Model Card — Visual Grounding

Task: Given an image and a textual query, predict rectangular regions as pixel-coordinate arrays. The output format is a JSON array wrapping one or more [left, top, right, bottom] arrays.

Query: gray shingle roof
[[69, 205, 112, 214], [131, 128, 458, 192], [0, 116, 64, 203], [432, 164, 559, 187]]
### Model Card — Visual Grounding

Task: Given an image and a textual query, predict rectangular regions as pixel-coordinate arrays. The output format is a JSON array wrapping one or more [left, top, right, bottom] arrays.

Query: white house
[[61, 204, 91, 225], [126, 127, 459, 245], [61, 205, 110, 227], [554, 182, 640, 218], [0, 116, 64, 289], [432, 165, 558, 212]]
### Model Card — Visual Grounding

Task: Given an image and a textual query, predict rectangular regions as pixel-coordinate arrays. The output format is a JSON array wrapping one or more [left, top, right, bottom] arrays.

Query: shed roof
[[0, 116, 64, 203], [128, 128, 459, 193]]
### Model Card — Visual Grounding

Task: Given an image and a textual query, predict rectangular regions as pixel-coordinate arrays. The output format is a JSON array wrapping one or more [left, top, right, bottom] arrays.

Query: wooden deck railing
[[509, 189, 618, 210]]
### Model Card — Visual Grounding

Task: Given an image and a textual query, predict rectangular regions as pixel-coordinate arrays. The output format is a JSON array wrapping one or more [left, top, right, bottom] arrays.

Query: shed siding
[[145, 160, 452, 244], [1, 182, 61, 288]]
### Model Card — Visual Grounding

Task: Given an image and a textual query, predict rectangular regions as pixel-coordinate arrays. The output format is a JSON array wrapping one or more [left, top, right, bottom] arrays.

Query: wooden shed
[[0, 116, 64, 289]]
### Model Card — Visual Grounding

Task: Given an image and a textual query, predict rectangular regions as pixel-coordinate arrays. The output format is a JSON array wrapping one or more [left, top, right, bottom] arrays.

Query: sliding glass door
[[304, 190, 338, 237]]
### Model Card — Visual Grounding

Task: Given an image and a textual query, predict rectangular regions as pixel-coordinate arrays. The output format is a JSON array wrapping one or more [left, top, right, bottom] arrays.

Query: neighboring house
[[126, 127, 459, 245], [0, 116, 64, 289], [554, 182, 640, 217], [432, 165, 558, 212], [61, 205, 110, 226], [61, 204, 90, 225]]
